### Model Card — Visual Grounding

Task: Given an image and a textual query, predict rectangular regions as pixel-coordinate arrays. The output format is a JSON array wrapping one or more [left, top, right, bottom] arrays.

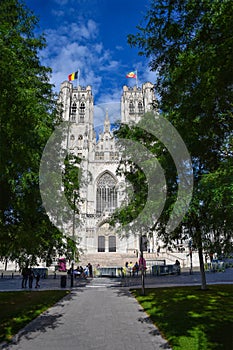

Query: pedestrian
[[139, 255, 147, 273], [84, 265, 89, 278], [133, 262, 139, 276], [128, 262, 133, 276], [88, 263, 93, 278], [174, 260, 181, 275], [21, 266, 29, 288], [28, 268, 34, 289], [35, 273, 40, 288]]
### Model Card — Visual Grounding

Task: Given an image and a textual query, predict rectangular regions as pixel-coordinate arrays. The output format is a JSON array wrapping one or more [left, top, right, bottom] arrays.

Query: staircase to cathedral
[[78, 250, 198, 269], [78, 252, 138, 268]]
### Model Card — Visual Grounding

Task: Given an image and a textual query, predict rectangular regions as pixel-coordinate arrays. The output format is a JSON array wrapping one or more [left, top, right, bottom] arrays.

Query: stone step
[[77, 251, 199, 269], [78, 252, 138, 268]]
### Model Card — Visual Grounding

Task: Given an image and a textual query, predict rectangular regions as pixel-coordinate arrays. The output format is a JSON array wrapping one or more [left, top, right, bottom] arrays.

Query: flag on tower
[[68, 71, 79, 81], [126, 71, 137, 78]]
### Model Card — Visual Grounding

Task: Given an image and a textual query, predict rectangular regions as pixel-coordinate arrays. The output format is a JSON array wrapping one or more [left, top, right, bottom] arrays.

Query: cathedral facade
[[58, 81, 156, 261]]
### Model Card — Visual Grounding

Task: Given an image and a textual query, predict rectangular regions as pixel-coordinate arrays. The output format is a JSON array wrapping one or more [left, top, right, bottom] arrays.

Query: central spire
[[104, 108, 110, 132]]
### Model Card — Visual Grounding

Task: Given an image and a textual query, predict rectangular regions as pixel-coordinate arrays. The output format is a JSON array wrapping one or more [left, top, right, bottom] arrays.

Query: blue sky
[[25, 0, 155, 125]]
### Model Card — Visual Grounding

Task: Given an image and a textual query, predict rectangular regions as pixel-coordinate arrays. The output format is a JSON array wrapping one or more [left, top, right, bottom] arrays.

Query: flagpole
[[77, 69, 80, 88], [136, 69, 138, 88]]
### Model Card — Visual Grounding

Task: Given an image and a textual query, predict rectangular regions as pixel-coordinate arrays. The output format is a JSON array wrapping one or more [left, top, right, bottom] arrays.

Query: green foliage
[[127, 0, 233, 258], [63, 154, 81, 213], [0, 0, 65, 265], [198, 160, 233, 255]]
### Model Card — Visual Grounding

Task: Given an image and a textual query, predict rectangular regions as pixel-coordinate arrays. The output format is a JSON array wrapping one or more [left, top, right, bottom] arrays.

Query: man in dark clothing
[[28, 268, 34, 288], [88, 263, 93, 278], [22, 267, 29, 288], [35, 273, 40, 288]]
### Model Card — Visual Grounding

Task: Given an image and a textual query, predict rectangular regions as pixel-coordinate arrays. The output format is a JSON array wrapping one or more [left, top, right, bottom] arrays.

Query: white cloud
[[116, 45, 124, 51], [38, 8, 153, 126], [69, 20, 98, 40], [51, 9, 65, 17], [53, 0, 69, 5], [41, 17, 122, 104], [99, 60, 119, 71], [94, 102, 121, 128]]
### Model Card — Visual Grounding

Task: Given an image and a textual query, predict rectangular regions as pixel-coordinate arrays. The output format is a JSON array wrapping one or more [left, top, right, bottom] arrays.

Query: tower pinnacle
[[104, 109, 110, 132]]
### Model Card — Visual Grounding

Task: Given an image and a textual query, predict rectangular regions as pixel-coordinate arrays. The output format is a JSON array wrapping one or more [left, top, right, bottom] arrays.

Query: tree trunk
[[140, 234, 145, 295], [196, 232, 207, 290]]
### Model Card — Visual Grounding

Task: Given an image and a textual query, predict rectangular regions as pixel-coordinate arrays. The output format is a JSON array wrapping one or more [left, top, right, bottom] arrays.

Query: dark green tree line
[[119, 0, 233, 288], [0, 0, 68, 268]]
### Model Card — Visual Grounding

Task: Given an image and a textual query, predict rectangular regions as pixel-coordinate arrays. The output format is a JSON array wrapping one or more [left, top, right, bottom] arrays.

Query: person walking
[[84, 265, 89, 278], [35, 273, 40, 288], [21, 266, 29, 288], [28, 268, 34, 289], [133, 262, 139, 276], [88, 263, 93, 278]]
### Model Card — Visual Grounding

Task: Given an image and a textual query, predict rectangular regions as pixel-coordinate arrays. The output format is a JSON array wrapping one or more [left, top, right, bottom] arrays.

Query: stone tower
[[121, 82, 155, 124], [58, 81, 95, 159]]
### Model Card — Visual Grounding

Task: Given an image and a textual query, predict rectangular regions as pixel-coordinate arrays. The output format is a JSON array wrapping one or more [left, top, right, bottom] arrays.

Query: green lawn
[[133, 284, 233, 350], [0, 290, 69, 343]]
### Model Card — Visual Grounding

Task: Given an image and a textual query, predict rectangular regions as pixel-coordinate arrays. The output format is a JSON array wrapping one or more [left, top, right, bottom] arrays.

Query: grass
[[132, 284, 233, 350], [0, 290, 69, 343]]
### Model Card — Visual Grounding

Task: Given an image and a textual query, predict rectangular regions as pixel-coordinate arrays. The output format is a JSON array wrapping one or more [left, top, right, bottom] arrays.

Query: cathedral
[[58, 81, 158, 265]]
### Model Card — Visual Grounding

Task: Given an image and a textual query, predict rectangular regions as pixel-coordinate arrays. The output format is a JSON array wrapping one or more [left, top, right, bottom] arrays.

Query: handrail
[[144, 251, 186, 267], [160, 252, 186, 266]]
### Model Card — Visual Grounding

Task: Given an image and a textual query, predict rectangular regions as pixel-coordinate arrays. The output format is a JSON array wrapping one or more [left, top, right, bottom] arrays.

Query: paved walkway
[[1, 268, 232, 350], [1, 267, 233, 291], [1, 277, 171, 350]]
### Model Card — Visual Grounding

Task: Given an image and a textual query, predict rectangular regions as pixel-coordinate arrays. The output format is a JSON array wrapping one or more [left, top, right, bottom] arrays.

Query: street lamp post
[[139, 234, 145, 295], [189, 238, 193, 275]]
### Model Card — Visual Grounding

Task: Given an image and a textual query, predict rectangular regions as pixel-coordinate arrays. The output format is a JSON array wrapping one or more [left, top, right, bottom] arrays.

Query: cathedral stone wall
[[58, 81, 156, 258]]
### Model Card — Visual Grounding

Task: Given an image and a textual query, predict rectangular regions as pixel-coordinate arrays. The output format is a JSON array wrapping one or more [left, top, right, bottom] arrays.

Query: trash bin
[[60, 275, 67, 288]]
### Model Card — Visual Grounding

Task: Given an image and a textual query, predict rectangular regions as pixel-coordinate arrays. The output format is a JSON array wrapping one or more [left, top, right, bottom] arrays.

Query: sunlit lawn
[[0, 290, 69, 343], [133, 284, 233, 350]]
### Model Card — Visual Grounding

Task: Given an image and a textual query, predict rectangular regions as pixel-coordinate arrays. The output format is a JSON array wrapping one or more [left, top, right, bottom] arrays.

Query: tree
[[127, 0, 233, 288], [63, 154, 82, 259], [0, 0, 67, 267]]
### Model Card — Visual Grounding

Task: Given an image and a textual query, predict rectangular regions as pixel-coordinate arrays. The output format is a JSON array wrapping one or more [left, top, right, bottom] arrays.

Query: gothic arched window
[[96, 173, 117, 214], [77, 135, 83, 149], [79, 102, 85, 123], [109, 236, 116, 252], [98, 236, 105, 252], [129, 100, 134, 114], [79, 102, 85, 114], [138, 101, 143, 113], [71, 102, 77, 122], [71, 102, 77, 114]]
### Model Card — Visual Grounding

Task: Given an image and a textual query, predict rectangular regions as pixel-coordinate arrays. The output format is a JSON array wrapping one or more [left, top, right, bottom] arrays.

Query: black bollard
[[60, 275, 67, 288]]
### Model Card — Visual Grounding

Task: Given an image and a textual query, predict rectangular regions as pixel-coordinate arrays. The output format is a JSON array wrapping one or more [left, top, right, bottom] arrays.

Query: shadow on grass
[[132, 284, 233, 350], [0, 290, 75, 345]]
